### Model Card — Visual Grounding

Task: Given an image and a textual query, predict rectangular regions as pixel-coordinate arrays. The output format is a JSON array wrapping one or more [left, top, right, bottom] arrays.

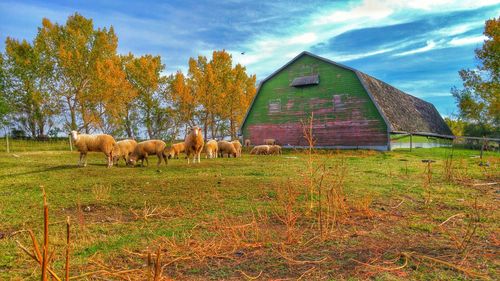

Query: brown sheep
[[204, 140, 218, 159], [128, 140, 168, 167], [244, 139, 251, 147], [231, 140, 242, 157], [250, 145, 270, 155], [185, 126, 204, 164], [167, 142, 185, 159], [113, 139, 138, 166], [268, 145, 282, 155], [218, 140, 237, 158], [264, 138, 276, 145], [71, 130, 116, 168]]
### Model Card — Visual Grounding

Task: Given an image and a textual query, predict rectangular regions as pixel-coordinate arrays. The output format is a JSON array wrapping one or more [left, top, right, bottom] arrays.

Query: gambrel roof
[[241, 51, 453, 137]]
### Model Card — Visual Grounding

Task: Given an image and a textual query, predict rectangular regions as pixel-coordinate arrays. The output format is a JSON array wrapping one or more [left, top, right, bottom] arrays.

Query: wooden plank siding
[[241, 54, 388, 149]]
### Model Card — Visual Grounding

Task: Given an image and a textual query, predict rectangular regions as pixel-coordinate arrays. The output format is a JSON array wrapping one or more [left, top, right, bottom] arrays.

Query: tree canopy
[[1, 13, 256, 139], [452, 17, 499, 137]]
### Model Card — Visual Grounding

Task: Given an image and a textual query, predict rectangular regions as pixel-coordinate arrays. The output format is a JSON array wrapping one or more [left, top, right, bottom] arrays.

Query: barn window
[[268, 99, 281, 114], [290, 74, 319, 87], [333, 95, 343, 111]]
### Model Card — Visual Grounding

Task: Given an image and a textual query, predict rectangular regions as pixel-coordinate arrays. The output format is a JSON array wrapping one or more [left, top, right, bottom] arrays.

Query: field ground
[[0, 143, 498, 280]]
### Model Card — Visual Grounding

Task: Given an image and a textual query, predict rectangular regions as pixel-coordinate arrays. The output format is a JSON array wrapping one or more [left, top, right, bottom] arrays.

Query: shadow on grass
[[0, 164, 92, 178]]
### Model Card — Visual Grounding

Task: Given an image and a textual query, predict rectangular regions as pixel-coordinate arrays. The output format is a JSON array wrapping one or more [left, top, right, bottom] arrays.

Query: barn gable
[[240, 51, 452, 149]]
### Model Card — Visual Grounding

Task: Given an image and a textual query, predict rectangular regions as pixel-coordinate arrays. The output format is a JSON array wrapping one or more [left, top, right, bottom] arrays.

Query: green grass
[[0, 142, 498, 280]]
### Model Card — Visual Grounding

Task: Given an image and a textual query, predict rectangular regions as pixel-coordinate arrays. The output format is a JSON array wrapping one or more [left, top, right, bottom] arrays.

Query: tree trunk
[[67, 97, 77, 131], [146, 111, 153, 139], [230, 115, 235, 140], [210, 113, 216, 139]]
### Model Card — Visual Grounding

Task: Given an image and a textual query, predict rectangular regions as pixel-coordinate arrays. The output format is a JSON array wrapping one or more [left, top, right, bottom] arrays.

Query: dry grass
[[2, 142, 498, 280]]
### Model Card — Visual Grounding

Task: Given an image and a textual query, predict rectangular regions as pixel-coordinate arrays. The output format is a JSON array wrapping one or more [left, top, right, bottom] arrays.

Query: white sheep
[[205, 140, 218, 159], [230, 140, 242, 157], [268, 145, 282, 155], [184, 126, 204, 164], [128, 140, 168, 167], [167, 142, 185, 159], [250, 145, 270, 155], [112, 139, 138, 166], [70, 130, 117, 168], [264, 138, 276, 145], [218, 140, 237, 158]]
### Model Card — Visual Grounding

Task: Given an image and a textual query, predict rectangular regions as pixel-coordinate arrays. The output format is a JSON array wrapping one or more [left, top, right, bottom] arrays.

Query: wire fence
[[1, 134, 499, 154], [0, 137, 73, 152], [390, 133, 500, 153]]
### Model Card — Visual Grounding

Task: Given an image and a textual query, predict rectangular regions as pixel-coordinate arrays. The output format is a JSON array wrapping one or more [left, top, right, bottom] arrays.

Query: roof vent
[[290, 74, 319, 87]]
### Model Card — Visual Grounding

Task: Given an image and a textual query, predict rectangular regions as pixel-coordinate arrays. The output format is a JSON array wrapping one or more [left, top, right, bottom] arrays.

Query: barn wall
[[242, 55, 388, 148]]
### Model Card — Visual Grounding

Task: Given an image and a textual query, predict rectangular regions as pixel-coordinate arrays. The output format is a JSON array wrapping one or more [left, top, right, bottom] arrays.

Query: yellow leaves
[[41, 18, 53, 29], [178, 50, 256, 135]]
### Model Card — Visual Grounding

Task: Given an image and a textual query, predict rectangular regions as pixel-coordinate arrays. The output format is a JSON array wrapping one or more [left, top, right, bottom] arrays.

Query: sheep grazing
[[70, 130, 116, 168], [128, 140, 168, 167], [264, 138, 276, 145], [184, 126, 204, 164], [218, 140, 237, 158], [167, 142, 185, 159], [250, 145, 270, 155], [244, 139, 251, 147], [204, 140, 218, 159], [112, 139, 138, 166], [268, 145, 282, 155], [231, 140, 242, 157]]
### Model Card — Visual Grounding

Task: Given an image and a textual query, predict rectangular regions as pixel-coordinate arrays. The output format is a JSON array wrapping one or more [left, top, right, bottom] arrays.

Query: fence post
[[409, 133, 413, 152], [480, 136, 485, 160], [5, 131, 10, 153], [68, 134, 73, 151]]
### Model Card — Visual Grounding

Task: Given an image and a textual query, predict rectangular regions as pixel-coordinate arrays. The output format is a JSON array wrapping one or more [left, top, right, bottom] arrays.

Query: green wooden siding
[[242, 54, 388, 148]]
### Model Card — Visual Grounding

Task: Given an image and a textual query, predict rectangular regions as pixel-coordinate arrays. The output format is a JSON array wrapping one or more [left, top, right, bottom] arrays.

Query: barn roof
[[356, 72, 453, 136], [240, 51, 453, 138]]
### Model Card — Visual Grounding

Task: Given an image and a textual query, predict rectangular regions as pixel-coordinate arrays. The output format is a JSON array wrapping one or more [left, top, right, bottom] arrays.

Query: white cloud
[[328, 47, 398, 62], [314, 0, 394, 26], [394, 40, 438, 56], [287, 32, 318, 45], [449, 35, 486, 46]]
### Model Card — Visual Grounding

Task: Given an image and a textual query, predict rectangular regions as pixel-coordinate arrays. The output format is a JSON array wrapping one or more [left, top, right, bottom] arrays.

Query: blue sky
[[1, 0, 499, 116]]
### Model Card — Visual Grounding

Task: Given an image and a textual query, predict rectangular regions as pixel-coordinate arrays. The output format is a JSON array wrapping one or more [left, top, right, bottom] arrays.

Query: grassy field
[[0, 142, 498, 280]]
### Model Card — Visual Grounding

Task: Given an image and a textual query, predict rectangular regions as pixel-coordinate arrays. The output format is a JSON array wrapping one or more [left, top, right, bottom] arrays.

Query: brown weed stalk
[[16, 188, 72, 281]]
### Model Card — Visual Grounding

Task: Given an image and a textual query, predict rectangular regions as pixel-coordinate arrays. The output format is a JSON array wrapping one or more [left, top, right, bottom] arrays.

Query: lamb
[[264, 138, 276, 145], [184, 126, 204, 164], [167, 142, 185, 159], [112, 139, 138, 166], [218, 140, 237, 158], [268, 145, 282, 155], [128, 140, 168, 167], [231, 140, 242, 157], [70, 130, 116, 168], [204, 140, 218, 159], [250, 145, 270, 155], [244, 139, 251, 147]]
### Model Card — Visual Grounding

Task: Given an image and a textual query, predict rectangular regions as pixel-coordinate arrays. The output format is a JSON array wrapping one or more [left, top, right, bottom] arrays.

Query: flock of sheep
[[69, 127, 282, 168]]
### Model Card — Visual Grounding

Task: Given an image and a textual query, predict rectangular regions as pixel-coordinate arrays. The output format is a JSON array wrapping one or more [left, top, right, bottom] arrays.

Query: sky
[[1, 0, 499, 116]]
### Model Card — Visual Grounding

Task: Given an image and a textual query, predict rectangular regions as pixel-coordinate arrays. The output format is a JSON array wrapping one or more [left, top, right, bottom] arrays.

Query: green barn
[[240, 51, 452, 150]]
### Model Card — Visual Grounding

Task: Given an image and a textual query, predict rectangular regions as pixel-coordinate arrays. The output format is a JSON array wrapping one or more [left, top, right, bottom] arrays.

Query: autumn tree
[[123, 53, 172, 139], [36, 13, 132, 133], [188, 55, 210, 138], [169, 70, 196, 128], [3, 37, 58, 138], [225, 64, 256, 138], [452, 17, 499, 137], [0, 53, 11, 127], [186, 50, 256, 139]]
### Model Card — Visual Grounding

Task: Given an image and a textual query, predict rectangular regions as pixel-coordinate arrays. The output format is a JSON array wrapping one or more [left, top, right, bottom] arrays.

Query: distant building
[[240, 51, 452, 150]]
